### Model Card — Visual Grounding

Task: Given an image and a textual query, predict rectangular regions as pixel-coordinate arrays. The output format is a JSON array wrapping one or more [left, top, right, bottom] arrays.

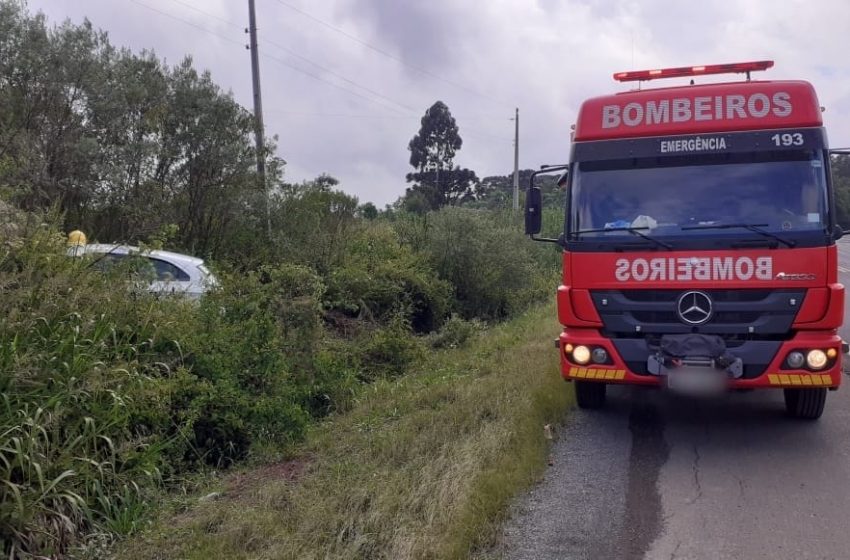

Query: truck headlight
[[786, 351, 805, 369], [591, 347, 609, 364], [806, 349, 828, 370], [572, 345, 591, 365]]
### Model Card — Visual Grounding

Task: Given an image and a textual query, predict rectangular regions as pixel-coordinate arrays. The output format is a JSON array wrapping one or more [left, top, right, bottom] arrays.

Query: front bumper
[[558, 329, 844, 389]]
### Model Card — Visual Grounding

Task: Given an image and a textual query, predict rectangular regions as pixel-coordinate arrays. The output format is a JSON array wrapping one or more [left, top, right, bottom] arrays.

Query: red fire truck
[[525, 61, 846, 419]]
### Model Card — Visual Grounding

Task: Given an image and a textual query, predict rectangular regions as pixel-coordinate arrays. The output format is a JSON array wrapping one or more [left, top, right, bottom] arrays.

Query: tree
[[0, 3, 269, 257], [0, 5, 110, 222], [408, 101, 460, 172], [272, 175, 359, 274], [358, 202, 378, 220], [405, 101, 478, 211]]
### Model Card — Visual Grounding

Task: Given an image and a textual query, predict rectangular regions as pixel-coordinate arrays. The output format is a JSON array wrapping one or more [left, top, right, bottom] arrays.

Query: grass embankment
[[120, 302, 571, 560]]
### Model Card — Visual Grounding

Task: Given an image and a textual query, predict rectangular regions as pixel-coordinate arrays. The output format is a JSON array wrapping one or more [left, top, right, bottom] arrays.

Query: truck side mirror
[[833, 224, 847, 240], [525, 187, 542, 235]]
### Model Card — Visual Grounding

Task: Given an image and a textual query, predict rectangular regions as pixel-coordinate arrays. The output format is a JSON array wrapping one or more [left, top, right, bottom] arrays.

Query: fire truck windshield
[[569, 149, 828, 247]]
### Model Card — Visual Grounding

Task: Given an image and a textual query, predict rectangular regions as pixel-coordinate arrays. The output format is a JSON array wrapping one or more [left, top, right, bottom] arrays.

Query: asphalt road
[[497, 241, 850, 560]]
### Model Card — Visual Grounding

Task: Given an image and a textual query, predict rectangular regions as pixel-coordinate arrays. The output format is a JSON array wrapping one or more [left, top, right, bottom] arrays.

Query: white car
[[68, 243, 218, 299]]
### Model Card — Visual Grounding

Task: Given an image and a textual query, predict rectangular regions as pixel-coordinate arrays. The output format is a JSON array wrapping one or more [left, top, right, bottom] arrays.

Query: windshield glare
[[570, 150, 828, 239]]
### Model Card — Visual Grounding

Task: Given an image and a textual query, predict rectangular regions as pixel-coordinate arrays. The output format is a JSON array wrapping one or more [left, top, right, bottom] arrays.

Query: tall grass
[[0, 226, 182, 556], [118, 302, 571, 559], [0, 222, 325, 557], [0, 203, 563, 557]]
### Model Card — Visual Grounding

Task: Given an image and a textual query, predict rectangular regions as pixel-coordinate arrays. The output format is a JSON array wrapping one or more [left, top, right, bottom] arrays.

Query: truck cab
[[526, 61, 845, 419]]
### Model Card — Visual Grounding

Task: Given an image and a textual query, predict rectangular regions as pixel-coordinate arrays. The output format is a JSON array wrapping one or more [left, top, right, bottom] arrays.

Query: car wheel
[[575, 381, 607, 409], [784, 388, 827, 420]]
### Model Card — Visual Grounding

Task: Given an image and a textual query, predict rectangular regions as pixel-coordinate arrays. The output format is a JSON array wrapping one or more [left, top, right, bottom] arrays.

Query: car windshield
[[569, 149, 828, 240]]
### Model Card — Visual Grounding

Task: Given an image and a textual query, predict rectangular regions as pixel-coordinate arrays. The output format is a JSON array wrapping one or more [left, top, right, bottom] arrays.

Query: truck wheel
[[784, 388, 827, 420], [575, 381, 606, 409]]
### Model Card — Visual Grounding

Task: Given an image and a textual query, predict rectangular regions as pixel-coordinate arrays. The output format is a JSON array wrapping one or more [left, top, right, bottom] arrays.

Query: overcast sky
[[31, 0, 850, 206]]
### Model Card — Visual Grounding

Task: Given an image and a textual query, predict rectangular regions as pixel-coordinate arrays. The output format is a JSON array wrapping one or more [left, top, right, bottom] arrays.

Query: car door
[[147, 258, 194, 296]]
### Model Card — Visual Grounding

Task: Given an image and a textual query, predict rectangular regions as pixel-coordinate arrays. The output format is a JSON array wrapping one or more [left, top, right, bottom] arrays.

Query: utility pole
[[247, 0, 271, 238], [512, 107, 520, 210]]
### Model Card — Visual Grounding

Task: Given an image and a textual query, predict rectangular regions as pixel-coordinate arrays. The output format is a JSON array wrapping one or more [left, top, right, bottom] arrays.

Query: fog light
[[786, 351, 805, 369], [807, 349, 828, 370], [573, 345, 591, 365], [591, 347, 608, 364]]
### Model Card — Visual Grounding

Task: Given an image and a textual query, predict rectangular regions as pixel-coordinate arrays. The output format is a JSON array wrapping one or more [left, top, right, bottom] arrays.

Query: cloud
[[27, 0, 850, 204], [338, 0, 465, 70]]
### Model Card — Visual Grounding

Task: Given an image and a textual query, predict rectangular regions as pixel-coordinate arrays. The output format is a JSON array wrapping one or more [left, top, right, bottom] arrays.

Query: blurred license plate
[[666, 367, 726, 395]]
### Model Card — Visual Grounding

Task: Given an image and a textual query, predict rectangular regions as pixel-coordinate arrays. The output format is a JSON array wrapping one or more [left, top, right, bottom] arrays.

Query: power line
[[261, 38, 417, 113], [129, 0, 243, 45], [462, 128, 512, 143], [125, 2, 513, 140], [260, 50, 410, 114], [168, 0, 243, 29], [265, 111, 511, 131], [270, 0, 512, 108], [163, 0, 512, 119], [265, 111, 512, 143], [126, 0, 413, 114], [164, 0, 417, 113]]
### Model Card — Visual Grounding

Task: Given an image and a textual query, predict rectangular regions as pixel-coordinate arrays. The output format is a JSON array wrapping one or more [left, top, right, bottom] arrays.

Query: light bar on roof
[[613, 60, 774, 82]]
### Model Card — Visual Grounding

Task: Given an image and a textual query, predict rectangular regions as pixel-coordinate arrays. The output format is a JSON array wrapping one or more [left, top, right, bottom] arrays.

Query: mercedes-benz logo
[[677, 291, 713, 325]]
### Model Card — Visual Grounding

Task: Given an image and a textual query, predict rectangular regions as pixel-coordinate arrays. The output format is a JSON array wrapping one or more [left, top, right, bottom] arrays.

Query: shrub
[[270, 182, 360, 274], [323, 221, 451, 334], [305, 347, 360, 417], [0, 223, 188, 555], [354, 319, 425, 380], [421, 207, 557, 321], [429, 314, 484, 349], [175, 264, 326, 462], [0, 220, 328, 555]]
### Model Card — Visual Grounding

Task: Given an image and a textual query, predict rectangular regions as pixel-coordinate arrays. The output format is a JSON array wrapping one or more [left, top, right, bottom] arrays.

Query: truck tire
[[784, 388, 827, 420], [575, 381, 606, 409]]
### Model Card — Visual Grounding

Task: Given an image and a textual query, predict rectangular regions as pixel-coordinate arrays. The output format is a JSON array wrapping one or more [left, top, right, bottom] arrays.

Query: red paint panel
[[792, 284, 843, 328], [570, 289, 602, 324], [794, 288, 829, 324], [820, 283, 845, 329], [557, 286, 602, 327], [574, 80, 821, 141], [568, 247, 827, 290], [827, 244, 838, 284], [562, 251, 571, 285]]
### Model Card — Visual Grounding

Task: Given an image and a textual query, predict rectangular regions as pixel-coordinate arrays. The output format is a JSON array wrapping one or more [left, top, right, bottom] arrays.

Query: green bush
[[323, 221, 451, 334], [0, 221, 332, 556], [177, 263, 324, 461], [0, 225, 185, 555], [354, 319, 425, 380], [305, 347, 360, 417], [421, 207, 557, 321], [269, 182, 360, 274], [429, 314, 484, 349]]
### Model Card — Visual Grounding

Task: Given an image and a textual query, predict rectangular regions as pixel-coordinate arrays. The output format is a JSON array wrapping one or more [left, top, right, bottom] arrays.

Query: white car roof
[[75, 244, 205, 267]]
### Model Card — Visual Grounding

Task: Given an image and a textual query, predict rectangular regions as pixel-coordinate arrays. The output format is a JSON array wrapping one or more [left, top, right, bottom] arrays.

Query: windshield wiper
[[680, 223, 796, 248], [573, 226, 673, 250]]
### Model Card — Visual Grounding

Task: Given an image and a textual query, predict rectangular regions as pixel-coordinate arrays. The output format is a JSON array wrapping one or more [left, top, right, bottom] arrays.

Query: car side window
[[149, 258, 190, 281], [90, 253, 125, 272]]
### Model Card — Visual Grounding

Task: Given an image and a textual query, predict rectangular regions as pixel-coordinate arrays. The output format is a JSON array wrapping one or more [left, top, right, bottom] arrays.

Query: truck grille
[[592, 289, 806, 379], [591, 289, 806, 338]]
